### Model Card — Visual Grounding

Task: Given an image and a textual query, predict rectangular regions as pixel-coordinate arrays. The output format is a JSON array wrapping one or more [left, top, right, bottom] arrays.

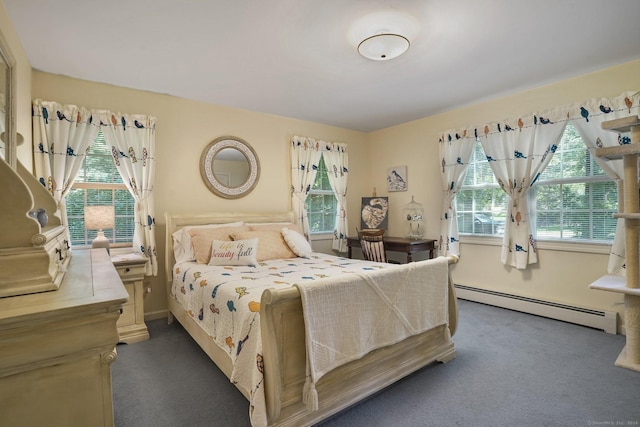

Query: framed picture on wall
[[387, 165, 407, 192], [360, 197, 389, 230]]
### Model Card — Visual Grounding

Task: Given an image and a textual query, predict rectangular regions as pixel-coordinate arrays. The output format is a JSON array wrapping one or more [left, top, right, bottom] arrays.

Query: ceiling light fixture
[[357, 33, 410, 61]]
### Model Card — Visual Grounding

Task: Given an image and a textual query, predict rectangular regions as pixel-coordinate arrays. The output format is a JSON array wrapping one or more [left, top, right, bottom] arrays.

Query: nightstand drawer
[[114, 264, 146, 279]]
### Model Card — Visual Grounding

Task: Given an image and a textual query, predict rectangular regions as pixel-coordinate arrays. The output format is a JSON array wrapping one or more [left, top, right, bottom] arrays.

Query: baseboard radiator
[[454, 284, 617, 334]]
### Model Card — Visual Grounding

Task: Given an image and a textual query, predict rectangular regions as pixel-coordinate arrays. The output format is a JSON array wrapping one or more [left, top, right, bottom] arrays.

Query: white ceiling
[[4, 0, 640, 132]]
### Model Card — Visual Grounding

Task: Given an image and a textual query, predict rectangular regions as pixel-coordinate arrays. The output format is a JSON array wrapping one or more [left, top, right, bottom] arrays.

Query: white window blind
[[457, 123, 617, 242], [66, 130, 136, 246], [306, 155, 337, 233]]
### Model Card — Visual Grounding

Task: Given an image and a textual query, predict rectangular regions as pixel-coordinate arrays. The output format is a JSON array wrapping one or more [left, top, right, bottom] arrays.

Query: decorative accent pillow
[[208, 238, 258, 266], [248, 222, 303, 235], [189, 225, 251, 264], [230, 230, 297, 261], [281, 227, 312, 257], [172, 221, 244, 263]]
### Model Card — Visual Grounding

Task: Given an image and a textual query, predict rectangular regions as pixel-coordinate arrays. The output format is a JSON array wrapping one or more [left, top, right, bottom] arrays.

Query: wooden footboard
[[259, 256, 458, 427]]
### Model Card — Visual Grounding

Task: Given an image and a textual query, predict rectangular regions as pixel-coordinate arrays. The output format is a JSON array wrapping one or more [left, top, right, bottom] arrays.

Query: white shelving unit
[[589, 115, 640, 372]]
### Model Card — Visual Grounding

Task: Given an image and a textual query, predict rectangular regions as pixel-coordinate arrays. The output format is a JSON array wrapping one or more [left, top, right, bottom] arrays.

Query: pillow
[[172, 221, 244, 263], [281, 227, 312, 257], [189, 225, 251, 264], [208, 238, 258, 266], [248, 222, 303, 235], [230, 230, 297, 261]]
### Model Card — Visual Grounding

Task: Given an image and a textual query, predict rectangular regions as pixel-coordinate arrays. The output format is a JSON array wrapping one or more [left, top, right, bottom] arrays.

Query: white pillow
[[208, 238, 258, 266], [172, 221, 244, 263], [281, 227, 312, 257]]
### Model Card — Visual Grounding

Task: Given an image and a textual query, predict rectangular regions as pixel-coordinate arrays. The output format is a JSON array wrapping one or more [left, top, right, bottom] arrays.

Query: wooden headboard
[[164, 211, 295, 286]]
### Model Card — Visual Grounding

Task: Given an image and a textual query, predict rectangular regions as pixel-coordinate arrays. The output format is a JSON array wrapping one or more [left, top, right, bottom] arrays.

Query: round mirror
[[200, 136, 260, 199]]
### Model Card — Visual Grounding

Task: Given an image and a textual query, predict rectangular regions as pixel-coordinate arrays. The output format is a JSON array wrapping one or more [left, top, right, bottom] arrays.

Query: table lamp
[[84, 205, 115, 254]]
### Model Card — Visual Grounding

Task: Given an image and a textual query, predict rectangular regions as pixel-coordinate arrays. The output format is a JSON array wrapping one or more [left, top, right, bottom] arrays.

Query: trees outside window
[[305, 156, 337, 233], [456, 123, 617, 243]]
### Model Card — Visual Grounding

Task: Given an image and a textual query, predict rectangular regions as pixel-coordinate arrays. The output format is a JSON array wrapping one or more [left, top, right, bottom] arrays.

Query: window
[[305, 155, 337, 233], [456, 141, 508, 235], [456, 123, 617, 243], [66, 130, 136, 246], [530, 124, 617, 242]]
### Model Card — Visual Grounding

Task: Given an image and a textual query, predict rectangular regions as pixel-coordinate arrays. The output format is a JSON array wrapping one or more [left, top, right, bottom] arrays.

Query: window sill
[[309, 232, 334, 242], [72, 243, 134, 253], [459, 235, 611, 255]]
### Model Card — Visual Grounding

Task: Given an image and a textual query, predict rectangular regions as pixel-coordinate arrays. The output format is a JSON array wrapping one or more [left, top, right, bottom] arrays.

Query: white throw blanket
[[294, 256, 450, 411]]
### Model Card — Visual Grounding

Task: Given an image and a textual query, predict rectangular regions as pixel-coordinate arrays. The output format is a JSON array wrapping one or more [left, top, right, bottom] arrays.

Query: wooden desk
[[347, 236, 436, 263]]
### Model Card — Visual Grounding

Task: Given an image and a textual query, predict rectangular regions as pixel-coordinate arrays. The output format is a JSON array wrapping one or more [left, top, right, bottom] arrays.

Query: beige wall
[[367, 59, 640, 331]]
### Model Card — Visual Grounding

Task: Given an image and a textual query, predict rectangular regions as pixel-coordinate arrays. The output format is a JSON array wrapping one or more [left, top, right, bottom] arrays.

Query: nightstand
[[111, 253, 149, 343]]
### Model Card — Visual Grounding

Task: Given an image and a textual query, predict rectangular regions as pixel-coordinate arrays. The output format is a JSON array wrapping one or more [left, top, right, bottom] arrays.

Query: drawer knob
[[125, 268, 130, 273]]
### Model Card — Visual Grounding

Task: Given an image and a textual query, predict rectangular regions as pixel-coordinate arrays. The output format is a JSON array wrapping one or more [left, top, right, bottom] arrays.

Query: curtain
[[322, 142, 349, 252], [440, 91, 639, 270], [569, 91, 640, 275], [32, 99, 99, 225], [438, 130, 475, 257], [98, 111, 158, 276], [290, 136, 322, 237], [480, 113, 567, 269]]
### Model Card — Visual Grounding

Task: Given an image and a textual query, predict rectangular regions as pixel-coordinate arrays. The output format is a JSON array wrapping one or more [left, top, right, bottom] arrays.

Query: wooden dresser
[[0, 249, 128, 427]]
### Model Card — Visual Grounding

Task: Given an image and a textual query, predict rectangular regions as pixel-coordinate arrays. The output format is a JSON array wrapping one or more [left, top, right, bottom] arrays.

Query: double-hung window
[[66, 130, 136, 247], [456, 141, 507, 236], [456, 123, 618, 243], [529, 123, 617, 242], [305, 155, 337, 234]]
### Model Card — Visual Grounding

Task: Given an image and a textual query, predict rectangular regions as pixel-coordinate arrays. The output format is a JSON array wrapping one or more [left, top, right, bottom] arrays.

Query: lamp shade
[[358, 33, 410, 61], [85, 205, 115, 253], [84, 206, 115, 230]]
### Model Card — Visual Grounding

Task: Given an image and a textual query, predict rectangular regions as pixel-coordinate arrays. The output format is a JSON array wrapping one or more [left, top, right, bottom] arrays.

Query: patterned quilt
[[170, 253, 389, 427]]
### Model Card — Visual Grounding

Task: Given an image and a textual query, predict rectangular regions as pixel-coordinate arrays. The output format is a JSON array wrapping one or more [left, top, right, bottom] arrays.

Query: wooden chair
[[357, 228, 388, 263]]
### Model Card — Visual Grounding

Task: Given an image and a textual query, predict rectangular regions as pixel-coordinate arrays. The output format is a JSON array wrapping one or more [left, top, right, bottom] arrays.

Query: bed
[[164, 211, 458, 427]]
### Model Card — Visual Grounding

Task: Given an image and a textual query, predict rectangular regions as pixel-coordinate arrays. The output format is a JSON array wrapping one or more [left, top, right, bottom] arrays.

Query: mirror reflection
[[213, 148, 250, 188]]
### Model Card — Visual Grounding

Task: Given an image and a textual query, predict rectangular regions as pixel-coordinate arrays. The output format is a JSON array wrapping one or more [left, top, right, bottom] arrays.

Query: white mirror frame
[[0, 27, 17, 170], [199, 136, 260, 199]]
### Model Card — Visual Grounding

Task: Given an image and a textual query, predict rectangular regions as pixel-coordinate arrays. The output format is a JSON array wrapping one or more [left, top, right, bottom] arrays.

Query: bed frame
[[165, 212, 458, 427]]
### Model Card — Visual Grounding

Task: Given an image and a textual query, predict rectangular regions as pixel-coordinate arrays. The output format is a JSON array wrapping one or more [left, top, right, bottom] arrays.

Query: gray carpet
[[112, 300, 640, 426]]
